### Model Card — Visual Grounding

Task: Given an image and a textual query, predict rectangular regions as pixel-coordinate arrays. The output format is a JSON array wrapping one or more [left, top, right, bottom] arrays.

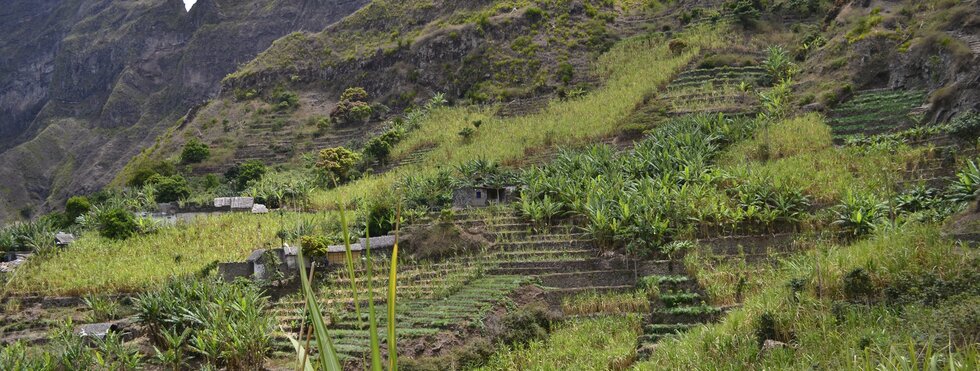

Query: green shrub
[[98, 208, 138, 240], [269, 86, 299, 111], [557, 62, 574, 85], [832, 191, 885, 238], [300, 235, 331, 258], [134, 278, 274, 369], [65, 196, 91, 223], [180, 138, 211, 164], [128, 160, 178, 188], [363, 128, 404, 165], [947, 159, 980, 203], [524, 7, 546, 24], [147, 174, 191, 203], [316, 147, 362, 184], [947, 112, 980, 140], [340, 87, 369, 102], [499, 305, 556, 346], [83, 295, 120, 322], [225, 160, 267, 191]]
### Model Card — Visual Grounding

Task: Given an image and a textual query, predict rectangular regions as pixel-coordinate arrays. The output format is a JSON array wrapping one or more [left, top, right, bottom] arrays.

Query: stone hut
[[213, 197, 255, 212], [452, 186, 516, 208], [54, 232, 75, 247], [218, 247, 288, 282]]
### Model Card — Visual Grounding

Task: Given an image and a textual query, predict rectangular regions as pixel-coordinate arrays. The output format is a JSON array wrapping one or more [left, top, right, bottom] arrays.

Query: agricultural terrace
[[828, 89, 927, 140]]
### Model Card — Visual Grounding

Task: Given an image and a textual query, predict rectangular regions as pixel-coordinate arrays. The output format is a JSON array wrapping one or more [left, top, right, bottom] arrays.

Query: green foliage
[[846, 8, 884, 43], [832, 191, 885, 238], [83, 295, 121, 322], [233, 88, 258, 101], [134, 278, 275, 369], [97, 208, 138, 240], [947, 159, 980, 203], [128, 160, 178, 188], [65, 196, 91, 223], [0, 218, 57, 253], [316, 147, 362, 184], [363, 128, 404, 165], [180, 138, 211, 164], [520, 114, 760, 250], [225, 160, 267, 191], [524, 7, 546, 24], [479, 315, 642, 370], [0, 320, 143, 370], [947, 112, 980, 140], [332, 87, 373, 125], [270, 86, 300, 111], [146, 174, 191, 203], [725, 0, 761, 28], [300, 235, 331, 258], [557, 62, 574, 85], [340, 87, 369, 102], [399, 169, 454, 211], [761, 46, 797, 84]]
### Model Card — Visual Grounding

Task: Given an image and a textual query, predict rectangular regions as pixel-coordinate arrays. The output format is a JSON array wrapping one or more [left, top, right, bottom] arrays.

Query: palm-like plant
[[947, 159, 980, 203], [833, 191, 885, 238]]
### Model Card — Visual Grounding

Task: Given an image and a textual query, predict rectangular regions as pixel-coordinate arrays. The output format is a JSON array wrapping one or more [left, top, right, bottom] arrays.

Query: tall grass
[[478, 315, 642, 371], [4, 212, 333, 295], [635, 223, 980, 369], [721, 113, 925, 204]]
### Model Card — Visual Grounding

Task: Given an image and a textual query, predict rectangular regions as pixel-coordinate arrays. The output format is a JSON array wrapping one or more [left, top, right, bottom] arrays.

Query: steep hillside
[[134, 0, 627, 177], [0, 0, 369, 222]]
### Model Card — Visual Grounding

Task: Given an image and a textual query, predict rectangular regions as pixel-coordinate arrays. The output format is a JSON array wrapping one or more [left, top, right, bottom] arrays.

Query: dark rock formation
[[0, 0, 369, 222]]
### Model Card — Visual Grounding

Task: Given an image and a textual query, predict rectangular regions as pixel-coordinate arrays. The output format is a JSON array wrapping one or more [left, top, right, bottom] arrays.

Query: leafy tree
[[99, 209, 138, 240], [317, 147, 362, 183], [331, 87, 373, 125], [363, 129, 404, 165], [236, 160, 267, 190], [340, 87, 369, 102], [147, 175, 191, 203], [65, 196, 92, 223], [180, 138, 211, 164], [128, 161, 178, 187]]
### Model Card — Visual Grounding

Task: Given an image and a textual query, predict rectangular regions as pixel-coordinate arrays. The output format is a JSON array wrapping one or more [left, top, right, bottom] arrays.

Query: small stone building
[[54, 232, 75, 247], [213, 197, 255, 212], [218, 247, 289, 282], [452, 186, 516, 208]]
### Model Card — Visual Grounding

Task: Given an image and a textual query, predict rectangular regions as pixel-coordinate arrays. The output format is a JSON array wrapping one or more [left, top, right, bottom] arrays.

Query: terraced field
[[828, 89, 927, 140], [663, 65, 765, 116], [268, 208, 636, 363], [230, 114, 385, 168]]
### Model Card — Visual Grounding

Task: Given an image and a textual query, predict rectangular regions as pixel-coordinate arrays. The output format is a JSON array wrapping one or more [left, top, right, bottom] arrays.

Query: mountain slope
[[0, 0, 369, 222]]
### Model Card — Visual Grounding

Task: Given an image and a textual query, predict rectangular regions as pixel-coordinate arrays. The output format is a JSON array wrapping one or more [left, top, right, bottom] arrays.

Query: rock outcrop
[[0, 0, 369, 222]]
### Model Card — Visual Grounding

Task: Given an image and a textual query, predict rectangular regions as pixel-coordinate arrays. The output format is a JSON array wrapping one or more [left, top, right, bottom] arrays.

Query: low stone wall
[[218, 262, 253, 282]]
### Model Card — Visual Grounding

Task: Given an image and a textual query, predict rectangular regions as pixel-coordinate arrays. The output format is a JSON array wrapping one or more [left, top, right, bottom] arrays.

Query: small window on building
[[476, 191, 482, 199]]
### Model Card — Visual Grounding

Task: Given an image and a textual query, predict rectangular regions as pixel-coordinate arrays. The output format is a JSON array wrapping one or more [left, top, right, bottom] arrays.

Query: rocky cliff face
[[0, 0, 369, 222]]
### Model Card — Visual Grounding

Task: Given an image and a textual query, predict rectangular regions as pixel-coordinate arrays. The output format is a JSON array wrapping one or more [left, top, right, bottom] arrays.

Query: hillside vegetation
[[1, 0, 979, 370]]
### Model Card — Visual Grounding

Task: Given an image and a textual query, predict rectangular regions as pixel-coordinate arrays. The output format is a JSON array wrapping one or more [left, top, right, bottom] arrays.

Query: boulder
[[251, 204, 269, 214]]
